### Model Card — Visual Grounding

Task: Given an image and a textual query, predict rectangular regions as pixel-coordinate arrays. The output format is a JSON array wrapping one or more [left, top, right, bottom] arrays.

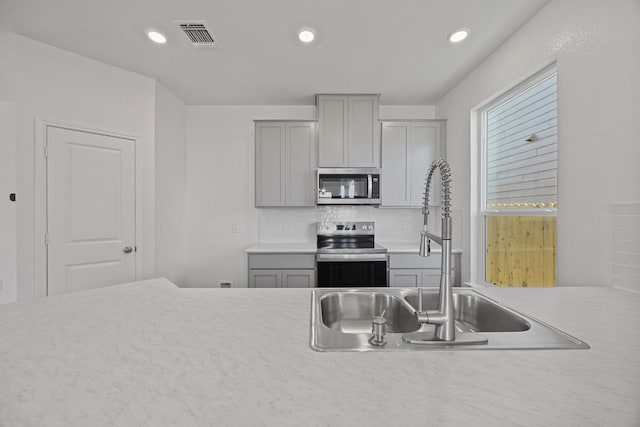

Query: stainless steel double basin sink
[[310, 288, 589, 351]]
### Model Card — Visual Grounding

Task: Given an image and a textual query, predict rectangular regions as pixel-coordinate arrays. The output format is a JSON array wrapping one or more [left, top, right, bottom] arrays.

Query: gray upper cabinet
[[317, 94, 380, 167], [256, 122, 286, 206], [255, 121, 317, 207], [317, 95, 348, 166], [380, 122, 411, 206], [286, 122, 317, 206], [381, 120, 445, 207]]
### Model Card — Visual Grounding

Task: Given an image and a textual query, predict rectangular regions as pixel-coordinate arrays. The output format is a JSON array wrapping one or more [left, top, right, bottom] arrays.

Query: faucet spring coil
[[423, 158, 452, 217]]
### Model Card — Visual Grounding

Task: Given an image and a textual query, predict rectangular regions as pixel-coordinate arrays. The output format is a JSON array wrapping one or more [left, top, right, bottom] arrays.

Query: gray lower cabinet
[[389, 269, 422, 287], [255, 121, 317, 207], [250, 269, 282, 288], [282, 270, 315, 288], [248, 254, 316, 288], [388, 253, 460, 287]]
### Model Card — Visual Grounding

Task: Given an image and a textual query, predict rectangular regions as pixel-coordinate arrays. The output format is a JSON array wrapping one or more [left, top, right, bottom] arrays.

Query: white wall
[[435, 0, 640, 286], [185, 105, 436, 288], [0, 31, 18, 303], [154, 82, 188, 285], [0, 101, 17, 304], [12, 35, 157, 299]]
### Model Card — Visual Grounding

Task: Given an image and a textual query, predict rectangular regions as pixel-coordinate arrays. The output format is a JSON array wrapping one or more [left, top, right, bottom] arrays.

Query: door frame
[[34, 118, 143, 297]]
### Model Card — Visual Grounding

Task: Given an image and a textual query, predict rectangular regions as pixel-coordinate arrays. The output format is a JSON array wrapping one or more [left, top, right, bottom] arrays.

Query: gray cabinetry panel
[[282, 269, 315, 288], [348, 95, 380, 167], [249, 253, 316, 269], [248, 254, 316, 288], [389, 269, 421, 287], [248, 254, 315, 269], [317, 94, 380, 167], [317, 95, 348, 167], [255, 121, 317, 207], [286, 123, 317, 206], [250, 270, 282, 288], [381, 120, 445, 207], [388, 253, 460, 287], [421, 270, 441, 287], [255, 122, 285, 206], [389, 253, 442, 269], [381, 122, 410, 206]]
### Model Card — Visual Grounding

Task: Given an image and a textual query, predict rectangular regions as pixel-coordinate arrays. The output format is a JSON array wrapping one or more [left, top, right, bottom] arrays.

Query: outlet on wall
[[231, 224, 239, 233], [219, 281, 232, 288], [282, 225, 294, 233]]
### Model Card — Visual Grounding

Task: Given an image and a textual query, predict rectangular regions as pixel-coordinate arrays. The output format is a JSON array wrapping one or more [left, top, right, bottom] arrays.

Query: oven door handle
[[316, 253, 387, 262]]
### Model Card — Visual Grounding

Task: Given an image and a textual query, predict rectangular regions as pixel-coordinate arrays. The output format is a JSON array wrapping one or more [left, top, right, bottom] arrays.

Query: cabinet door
[[255, 122, 286, 207], [421, 270, 442, 287], [348, 95, 380, 167], [410, 121, 442, 207], [318, 95, 348, 167], [286, 122, 317, 207], [250, 270, 282, 288], [282, 269, 315, 288], [389, 269, 421, 287], [381, 122, 410, 206]]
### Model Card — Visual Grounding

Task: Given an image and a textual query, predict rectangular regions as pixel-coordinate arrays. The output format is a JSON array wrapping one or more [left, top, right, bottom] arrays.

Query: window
[[480, 66, 557, 287]]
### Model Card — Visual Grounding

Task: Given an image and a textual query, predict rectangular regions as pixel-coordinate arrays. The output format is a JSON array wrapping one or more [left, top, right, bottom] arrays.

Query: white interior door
[[47, 126, 136, 295]]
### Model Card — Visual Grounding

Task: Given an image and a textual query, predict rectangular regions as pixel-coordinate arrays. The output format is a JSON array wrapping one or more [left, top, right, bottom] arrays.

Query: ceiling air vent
[[175, 21, 219, 48]]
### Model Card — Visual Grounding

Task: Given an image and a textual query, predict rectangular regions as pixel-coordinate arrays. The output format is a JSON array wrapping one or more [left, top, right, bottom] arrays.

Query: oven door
[[316, 253, 388, 287]]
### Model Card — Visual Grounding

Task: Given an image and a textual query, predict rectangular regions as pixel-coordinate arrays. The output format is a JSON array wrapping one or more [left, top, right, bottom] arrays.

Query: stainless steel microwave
[[317, 168, 381, 205]]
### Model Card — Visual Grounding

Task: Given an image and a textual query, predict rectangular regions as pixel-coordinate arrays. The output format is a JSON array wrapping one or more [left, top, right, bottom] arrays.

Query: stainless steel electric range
[[316, 221, 388, 287]]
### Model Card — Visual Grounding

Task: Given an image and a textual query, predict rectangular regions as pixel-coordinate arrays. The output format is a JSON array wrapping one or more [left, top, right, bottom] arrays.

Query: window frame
[[477, 64, 558, 286]]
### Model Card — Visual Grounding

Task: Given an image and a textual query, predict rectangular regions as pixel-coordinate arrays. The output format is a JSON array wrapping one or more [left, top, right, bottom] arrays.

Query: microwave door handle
[[368, 175, 372, 199]]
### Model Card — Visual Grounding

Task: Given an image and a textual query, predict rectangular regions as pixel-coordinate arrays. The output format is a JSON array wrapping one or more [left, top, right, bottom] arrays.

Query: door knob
[[123, 246, 133, 254]]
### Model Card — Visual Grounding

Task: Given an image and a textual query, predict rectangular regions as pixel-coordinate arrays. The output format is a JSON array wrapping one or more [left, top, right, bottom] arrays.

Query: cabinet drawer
[[248, 254, 315, 269], [388, 254, 442, 269]]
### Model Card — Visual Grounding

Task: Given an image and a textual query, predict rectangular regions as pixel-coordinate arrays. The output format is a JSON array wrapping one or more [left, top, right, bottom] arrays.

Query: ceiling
[[0, 0, 548, 105]]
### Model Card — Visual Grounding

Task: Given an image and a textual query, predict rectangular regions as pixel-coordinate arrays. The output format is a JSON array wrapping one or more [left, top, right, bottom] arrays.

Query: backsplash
[[258, 206, 464, 248]]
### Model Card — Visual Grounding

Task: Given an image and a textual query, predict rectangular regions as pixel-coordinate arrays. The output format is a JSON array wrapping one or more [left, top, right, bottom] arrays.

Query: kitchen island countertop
[[0, 278, 638, 426]]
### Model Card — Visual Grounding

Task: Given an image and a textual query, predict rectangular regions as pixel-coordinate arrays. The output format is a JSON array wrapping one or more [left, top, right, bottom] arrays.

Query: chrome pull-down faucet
[[414, 158, 456, 341], [403, 158, 487, 346]]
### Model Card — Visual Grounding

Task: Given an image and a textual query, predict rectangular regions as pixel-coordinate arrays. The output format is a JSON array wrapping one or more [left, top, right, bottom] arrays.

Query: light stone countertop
[[377, 242, 463, 253], [0, 278, 639, 426], [246, 242, 317, 253], [246, 242, 462, 254]]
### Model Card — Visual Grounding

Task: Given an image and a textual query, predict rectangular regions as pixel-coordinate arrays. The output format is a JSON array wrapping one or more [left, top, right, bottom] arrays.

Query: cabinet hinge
[[44, 233, 49, 245], [44, 145, 48, 158]]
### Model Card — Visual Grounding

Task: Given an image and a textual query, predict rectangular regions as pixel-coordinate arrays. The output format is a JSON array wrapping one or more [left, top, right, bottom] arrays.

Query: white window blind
[[485, 69, 557, 209]]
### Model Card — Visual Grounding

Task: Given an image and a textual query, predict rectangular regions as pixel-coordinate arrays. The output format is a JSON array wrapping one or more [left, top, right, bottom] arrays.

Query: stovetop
[[316, 221, 387, 254]]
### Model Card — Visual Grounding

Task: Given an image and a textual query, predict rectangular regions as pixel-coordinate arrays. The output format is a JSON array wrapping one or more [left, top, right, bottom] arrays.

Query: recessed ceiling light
[[448, 28, 469, 44], [298, 27, 316, 44], [147, 30, 167, 44]]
